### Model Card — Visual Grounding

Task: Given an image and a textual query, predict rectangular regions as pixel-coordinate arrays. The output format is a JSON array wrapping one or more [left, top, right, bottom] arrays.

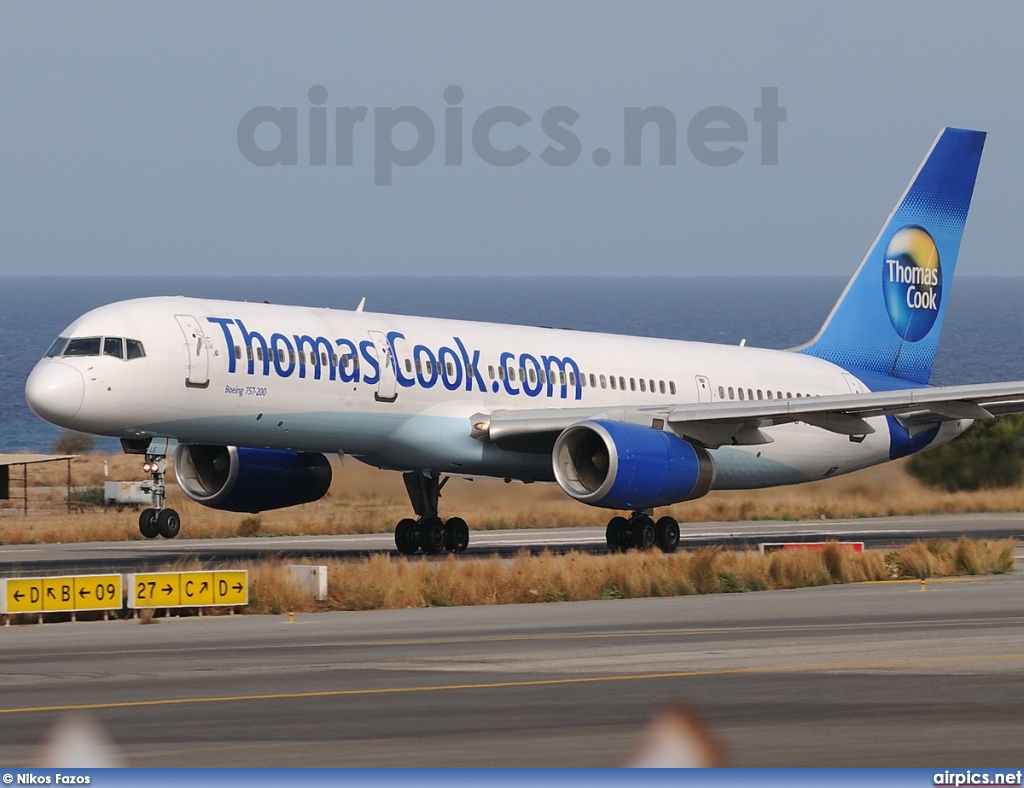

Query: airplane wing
[[472, 381, 1024, 450]]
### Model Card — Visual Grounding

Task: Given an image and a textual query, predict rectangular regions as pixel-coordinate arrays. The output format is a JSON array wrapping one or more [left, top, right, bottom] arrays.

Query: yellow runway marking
[[2, 652, 1023, 716]]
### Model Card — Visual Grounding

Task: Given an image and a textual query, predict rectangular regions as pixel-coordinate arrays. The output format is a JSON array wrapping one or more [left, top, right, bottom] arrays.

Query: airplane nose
[[25, 362, 85, 425]]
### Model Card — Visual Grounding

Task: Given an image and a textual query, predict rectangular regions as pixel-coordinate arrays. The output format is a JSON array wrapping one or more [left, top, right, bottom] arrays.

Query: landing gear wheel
[[606, 516, 630, 553], [655, 516, 680, 553], [395, 518, 419, 555], [630, 515, 657, 550], [419, 516, 446, 554], [444, 517, 470, 554], [138, 508, 159, 539], [156, 508, 181, 539]]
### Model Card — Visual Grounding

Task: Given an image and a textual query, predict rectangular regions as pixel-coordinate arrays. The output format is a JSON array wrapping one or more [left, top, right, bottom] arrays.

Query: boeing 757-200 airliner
[[25, 127, 1024, 553]]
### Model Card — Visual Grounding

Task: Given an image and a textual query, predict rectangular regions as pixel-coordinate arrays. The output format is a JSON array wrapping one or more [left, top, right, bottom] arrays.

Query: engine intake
[[174, 445, 332, 513], [552, 420, 715, 510]]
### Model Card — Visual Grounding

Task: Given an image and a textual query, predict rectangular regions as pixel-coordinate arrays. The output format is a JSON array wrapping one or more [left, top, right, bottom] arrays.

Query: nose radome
[[25, 362, 85, 425]]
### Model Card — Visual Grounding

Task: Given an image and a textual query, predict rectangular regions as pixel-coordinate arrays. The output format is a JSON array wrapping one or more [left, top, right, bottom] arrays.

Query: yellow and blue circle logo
[[881, 225, 941, 342]]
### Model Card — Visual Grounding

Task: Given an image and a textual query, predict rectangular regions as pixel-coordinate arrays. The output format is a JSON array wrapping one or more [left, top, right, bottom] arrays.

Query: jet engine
[[552, 420, 715, 510], [174, 444, 332, 513]]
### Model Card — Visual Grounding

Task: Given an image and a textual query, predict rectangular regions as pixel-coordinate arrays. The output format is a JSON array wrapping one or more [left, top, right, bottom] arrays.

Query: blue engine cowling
[[552, 420, 715, 510], [174, 445, 332, 513]]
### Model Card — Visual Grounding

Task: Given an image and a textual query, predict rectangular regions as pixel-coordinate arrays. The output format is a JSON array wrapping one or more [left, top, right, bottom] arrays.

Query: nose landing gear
[[137, 453, 181, 539]]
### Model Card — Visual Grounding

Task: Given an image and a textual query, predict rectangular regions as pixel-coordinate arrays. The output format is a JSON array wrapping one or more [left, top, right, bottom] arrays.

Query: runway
[[1, 511, 1022, 576], [1, 568, 1022, 767]]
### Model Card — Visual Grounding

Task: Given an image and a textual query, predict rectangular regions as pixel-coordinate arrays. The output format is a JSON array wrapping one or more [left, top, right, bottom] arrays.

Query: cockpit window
[[103, 337, 124, 359], [63, 337, 102, 357], [126, 339, 146, 360], [57, 336, 145, 360], [45, 337, 69, 358]]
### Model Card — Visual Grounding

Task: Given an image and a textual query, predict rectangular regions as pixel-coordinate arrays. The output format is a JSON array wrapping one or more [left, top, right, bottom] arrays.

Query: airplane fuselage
[[25, 296, 965, 491]]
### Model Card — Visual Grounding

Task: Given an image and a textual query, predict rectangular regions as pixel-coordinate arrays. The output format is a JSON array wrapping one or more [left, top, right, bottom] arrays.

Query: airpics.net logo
[[236, 85, 786, 185], [882, 225, 941, 342]]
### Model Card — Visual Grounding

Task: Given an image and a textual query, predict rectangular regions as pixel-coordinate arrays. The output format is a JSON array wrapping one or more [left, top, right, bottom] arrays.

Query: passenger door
[[175, 315, 210, 389], [367, 330, 398, 403], [695, 374, 712, 403]]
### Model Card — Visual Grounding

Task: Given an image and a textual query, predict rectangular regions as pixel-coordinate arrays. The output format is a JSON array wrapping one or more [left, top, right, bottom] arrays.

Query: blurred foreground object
[[624, 706, 725, 767], [35, 712, 122, 767]]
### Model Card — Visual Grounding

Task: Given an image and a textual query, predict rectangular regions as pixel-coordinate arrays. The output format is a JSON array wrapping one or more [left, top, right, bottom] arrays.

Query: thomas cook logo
[[882, 225, 941, 342]]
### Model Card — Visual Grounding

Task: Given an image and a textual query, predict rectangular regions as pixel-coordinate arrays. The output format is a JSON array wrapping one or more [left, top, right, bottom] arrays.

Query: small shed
[[0, 454, 76, 515]]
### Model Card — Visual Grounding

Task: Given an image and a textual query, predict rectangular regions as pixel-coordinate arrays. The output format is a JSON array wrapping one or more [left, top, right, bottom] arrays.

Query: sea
[[2, 276, 1023, 454]]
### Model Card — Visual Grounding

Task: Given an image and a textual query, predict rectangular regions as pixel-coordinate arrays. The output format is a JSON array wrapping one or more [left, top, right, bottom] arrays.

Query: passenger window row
[[717, 385, 814, 401], [584, 374, 676, 396], [487, 364, 569, 386], [408, 358, 474, 378], [483, 364, 677, 397], [233, 345, 366, 370]]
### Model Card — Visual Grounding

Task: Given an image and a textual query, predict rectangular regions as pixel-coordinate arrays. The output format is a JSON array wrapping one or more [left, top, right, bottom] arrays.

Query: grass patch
[[67, 486, 105, 508], [233, 537, 1014, 614], [889, 542, 935, 579], [237, 516, 262, 538]]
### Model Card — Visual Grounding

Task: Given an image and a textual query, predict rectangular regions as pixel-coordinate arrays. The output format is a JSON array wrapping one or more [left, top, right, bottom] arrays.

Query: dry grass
[[888, 536, 1016, 579], [4, 451, 1024, 545], [234, 537, 1015, 614], [2, 538, 1012, 624]]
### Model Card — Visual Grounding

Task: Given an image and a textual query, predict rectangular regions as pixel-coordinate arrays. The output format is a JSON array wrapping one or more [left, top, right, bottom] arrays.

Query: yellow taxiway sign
[[1, 575, 122, 614], [128, 570, 248, 608]]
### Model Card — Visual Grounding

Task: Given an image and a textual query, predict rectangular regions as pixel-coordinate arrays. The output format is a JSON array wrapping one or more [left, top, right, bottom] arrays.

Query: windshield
[[62, 337, 102, 357], [45, 337, 69, 358], [49, 336, 147, 360]]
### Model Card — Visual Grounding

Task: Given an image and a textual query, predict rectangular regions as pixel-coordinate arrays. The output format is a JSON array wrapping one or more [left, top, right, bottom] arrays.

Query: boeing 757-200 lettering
[[25, 127, 1024, 553]]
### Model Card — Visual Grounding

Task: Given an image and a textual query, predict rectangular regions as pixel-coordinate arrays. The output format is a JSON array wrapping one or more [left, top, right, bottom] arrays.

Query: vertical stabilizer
[[797, 128, 985, 384]]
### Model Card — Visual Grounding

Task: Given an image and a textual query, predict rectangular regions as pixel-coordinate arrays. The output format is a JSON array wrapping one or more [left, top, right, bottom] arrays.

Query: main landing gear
[[394, 471, 470, 556], [137, 453, 181, 540], [605, 511, 680, 553]]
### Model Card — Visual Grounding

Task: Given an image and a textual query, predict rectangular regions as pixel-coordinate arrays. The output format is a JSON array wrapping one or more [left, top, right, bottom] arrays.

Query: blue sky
[[2, 1, 1023, 277]]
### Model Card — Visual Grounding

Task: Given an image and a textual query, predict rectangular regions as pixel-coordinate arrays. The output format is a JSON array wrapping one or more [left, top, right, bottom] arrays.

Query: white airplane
[[25, 127, 1024, 554]]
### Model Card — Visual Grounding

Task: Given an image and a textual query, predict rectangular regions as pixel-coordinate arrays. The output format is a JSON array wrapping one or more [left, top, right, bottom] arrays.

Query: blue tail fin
[[797, 127, 986, 384]]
